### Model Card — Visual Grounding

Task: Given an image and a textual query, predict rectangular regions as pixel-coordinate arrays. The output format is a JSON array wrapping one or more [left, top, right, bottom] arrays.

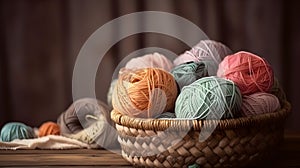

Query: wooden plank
[[4, 165, 132, 168], [0, 149, 120, 154], [0, 151, 130, 166], [0, 132, 299, 167]]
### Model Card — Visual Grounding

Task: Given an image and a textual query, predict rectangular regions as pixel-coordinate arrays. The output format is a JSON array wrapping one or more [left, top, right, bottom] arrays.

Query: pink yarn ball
[[173, 52, 198, 66], [125, 52, 173, 72], [241, 92, 281, 116], [174, 40, 232, 75], [217, 51, 274, 95]]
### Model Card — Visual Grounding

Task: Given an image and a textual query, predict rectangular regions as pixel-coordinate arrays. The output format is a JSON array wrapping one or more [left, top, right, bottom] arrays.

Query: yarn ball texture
[[188, 164, 200, 168], [175, 76, 242, 119], [107, 79, 118, 109], [155, 112, 176, 119], [217, 51, 274, 95], [112, 68, 178, 118], [174, 40, 232, 75], [270, 77, 286, 104], [241, 92, 281, 116], [0, 122, 35, 142], [125, 52, 173, 72], [171, 61, 208, 90], [38, 121, 60, 137], [57, 98, 117, 148]]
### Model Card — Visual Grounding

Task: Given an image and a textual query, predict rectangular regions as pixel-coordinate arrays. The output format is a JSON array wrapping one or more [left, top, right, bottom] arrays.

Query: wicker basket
[[111, 100, 291, 168]]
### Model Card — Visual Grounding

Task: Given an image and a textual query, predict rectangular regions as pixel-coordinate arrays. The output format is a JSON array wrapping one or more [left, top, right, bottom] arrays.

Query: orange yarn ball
[[39, 121, 60, 137], [112, 68, 178, 118]]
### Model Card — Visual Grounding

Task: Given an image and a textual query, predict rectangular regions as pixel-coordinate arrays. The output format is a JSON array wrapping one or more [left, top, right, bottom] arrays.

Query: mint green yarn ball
[[175, 76, 242, 119], [171, 61, 208, 91], [188, 164, 200, 168], [0, 122, 35, 142], [155, 112, 176, 119]]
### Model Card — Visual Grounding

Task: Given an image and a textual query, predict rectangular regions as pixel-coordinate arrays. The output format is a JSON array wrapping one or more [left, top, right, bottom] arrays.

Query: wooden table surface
[[0, 132, 300, 168]]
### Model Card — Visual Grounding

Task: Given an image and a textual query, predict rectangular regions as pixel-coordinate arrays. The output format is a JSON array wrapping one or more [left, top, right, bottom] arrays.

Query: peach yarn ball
[[39, 121, 60, 137], [112, 68, 178, 118], [217, 51, 274, 95], [125, 52, 173, 72]]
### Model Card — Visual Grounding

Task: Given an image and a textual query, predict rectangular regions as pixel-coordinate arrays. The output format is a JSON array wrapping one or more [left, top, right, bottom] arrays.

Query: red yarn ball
[[217, 51, 274, 95], [39, 121, 60, 137]]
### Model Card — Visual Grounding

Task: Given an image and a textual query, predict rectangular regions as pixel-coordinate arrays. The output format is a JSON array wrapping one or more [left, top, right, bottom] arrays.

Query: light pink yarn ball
[[173, 40, 232, 75], [173, 52, 198, 66], [217, 51, 274, 95], [125, 52, 173, 72], [241, 92, 281, 116]]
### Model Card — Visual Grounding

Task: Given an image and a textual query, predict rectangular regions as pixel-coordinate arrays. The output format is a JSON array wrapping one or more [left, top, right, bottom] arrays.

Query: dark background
[[0, 0, 299, 131]]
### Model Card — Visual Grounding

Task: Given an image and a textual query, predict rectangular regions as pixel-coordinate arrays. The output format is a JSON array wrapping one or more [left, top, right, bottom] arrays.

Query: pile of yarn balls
[[1, 39, 285, 143], [0, 98, 117, 148], [0, 121, 60, 142], [110, 40, 284, 120]]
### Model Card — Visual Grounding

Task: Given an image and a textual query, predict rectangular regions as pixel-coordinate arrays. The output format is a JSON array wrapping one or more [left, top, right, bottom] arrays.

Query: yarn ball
[[241, 92, 281, 116], [171, 61, 208, 90], [125, 52, 173, 72], [112, 68, 178, 118], [188, 164, 200, 168], [38, 121, 60, 137], [0, 122, 35, 142], [155, 112, 176, 119], [107, 79, 118, 108], [174, 40, 232, 75], [217, 51, 274, 95], [57, 98, 118, 148], [270, 77, 286, 104], [175, 76, 242, 119]]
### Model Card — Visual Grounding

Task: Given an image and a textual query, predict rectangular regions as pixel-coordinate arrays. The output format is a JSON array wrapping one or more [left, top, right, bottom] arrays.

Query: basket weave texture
[[111, 101, 291, 168]]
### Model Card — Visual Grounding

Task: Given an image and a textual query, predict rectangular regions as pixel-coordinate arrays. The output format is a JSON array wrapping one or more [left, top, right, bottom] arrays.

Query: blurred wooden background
[[0, 0, 299, 131]]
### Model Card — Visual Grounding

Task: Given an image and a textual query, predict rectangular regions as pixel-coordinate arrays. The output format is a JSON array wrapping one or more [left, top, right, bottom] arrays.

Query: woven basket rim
[[111, 100, 291, 131]]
